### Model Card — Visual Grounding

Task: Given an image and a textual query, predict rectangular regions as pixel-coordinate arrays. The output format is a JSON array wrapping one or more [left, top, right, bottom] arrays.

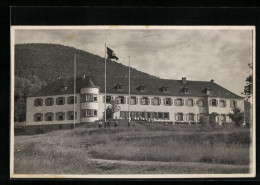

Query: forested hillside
[[14, 43, 158, 122]]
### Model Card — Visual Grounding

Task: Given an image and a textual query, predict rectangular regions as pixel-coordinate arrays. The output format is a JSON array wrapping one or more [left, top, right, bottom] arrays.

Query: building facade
[[26, 75, 244, 133]]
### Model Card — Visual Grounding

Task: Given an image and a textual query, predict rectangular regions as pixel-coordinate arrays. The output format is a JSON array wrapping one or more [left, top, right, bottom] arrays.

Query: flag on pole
[[107, 47, 119, 60]]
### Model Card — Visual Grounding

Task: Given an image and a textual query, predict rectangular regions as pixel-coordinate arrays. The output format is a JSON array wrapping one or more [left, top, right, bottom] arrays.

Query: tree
[[228, 107, 245, 127], [106, 99, 121, 119], [242, 63, 253, 101]]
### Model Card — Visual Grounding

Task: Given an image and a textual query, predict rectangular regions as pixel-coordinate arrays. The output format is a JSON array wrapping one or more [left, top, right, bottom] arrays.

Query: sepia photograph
[[10, 26, 255, 178]]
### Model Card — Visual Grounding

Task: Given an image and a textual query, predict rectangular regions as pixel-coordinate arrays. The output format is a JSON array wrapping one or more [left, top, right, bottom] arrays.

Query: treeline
[[14, 43, 158, 122]]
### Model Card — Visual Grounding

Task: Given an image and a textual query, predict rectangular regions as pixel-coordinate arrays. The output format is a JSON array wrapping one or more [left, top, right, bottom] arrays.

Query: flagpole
[[73, 53, 76, 129], [104, 44, 107, 124], [128, 56, 130, 127]]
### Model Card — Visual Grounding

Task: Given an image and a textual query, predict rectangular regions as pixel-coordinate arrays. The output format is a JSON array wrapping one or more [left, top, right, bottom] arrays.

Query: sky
[[14, 27, 254, 96]]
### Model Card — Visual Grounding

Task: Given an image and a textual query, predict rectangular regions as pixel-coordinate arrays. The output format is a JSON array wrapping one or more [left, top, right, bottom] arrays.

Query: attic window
[[183, 87, 189, 94], [139, 85, 146, 92], [162, 86, 168, 93], [60, 86, 67, 92], [205, 88, 211, 95], [116, 84, 123, 91]]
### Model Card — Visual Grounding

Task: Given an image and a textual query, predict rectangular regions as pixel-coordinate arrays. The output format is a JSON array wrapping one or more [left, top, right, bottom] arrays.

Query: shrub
[[228, 107, 245, 127]]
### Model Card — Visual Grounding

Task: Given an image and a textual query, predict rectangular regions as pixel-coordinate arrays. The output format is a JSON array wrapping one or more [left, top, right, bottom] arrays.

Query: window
[[153, 97, 160, 105], [34, 98, 43, 107], [116, 85, 123, 91], [211, 99, 218, 107], [219, 100, 226, 108], [165, 98, 172, 106], [45, 112, 54, 121], [176, 113, 183, 121], [187, 99, 194, 107], [141, 97, 149, 105], [164, 112, 169, 119], [56, 112, 65, 121], [162, 86, 168, 92], [56, 97, 65, 105], [60, 86, 67, 92], [220, 114, 226, 122], [198, 99, 204, 107], [81, 109, 97, 117], [158, 112, 163, 119], [197, 113, 205, 121], [175, 98, 183, 106], [67, 96, 77, 104], [230, 100, 237, 108], [130, 96, 137, 105], [45, 98, 54, 106], [34, 113, 43, 122], [116, 96, 125, 104], [187, 113, 195, 121], [67, 111, 77, 120], [81, 93, 98, 102], [106, 96, 112, 103], [183, 87, 189, 93], [139, 86, 146, 92]]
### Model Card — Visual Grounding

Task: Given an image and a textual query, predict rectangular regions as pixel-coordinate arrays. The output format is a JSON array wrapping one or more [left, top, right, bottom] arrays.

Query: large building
[[26, 74, 244, 133]]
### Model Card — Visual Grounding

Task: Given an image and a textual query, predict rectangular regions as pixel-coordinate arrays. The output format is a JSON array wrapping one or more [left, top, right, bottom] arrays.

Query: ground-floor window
[[34, 113, 43, 122], [187, 113, 195, 121], [81, 109, 98, 117], [176, 113, 183, 121], [45, 112, 54, 121], [220, 114, 226, 122], [56, 112, 65, 121], [120, 111, 170, 120], [67, 111, 77, 120]]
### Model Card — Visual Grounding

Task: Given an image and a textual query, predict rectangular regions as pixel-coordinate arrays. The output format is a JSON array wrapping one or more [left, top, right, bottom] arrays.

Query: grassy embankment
[[14, 120, 251, 174]]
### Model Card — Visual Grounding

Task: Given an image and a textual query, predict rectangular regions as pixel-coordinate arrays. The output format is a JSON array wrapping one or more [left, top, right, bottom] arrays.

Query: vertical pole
[[128, 56, 130, 127], [105, 44, 107, 124], [73, 53, 76, 129]]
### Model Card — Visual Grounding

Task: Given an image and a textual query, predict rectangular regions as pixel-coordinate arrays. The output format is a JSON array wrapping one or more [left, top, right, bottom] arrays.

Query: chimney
[[182, 77, 186, 84], [210, 79, 214, 83], [82, 73, 86, 79]]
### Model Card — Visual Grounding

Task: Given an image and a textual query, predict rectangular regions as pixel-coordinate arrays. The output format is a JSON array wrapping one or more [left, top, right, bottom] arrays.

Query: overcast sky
[[15, 27, 253, 96]]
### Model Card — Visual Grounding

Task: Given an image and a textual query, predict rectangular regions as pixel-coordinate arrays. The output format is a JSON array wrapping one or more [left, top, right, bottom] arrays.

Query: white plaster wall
[[26, 94, 81, 126]]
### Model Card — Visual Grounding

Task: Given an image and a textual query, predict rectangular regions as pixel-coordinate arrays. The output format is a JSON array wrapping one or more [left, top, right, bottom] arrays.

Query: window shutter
[[159, 98, 161, 105], [193, 99, 196, 106], [209, 100, 212, 106], [197, 114, 200, 121], [171, 98, 173, 105], [183, 114, 186, 121], [41, 99, 43, 106], [124, 97, 126, 104], [186, 114, 189, 121], [174, 99, 177, 106], [75, 97, 77, 103], [196, 100, 199, 106], [216, 100, 218, 107], [230, 100, 232, 108], [56, 98, 58, 105], [127, 97, 129, 104], [185, 99, 188, 106], [224, 100, 226, 107], [181, 99, 184, 106], [147, 98, 150, 105], [136, 97, 138, 104], [67, 97, 70, 104], [34, 100, 37, 106], [151, 98, 154, 105], [174, 113, 177, 120], [163, 98, 166, 105]]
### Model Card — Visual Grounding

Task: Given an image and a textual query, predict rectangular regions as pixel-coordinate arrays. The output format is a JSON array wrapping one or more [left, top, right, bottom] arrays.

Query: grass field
[[13, 120, 252, 174]]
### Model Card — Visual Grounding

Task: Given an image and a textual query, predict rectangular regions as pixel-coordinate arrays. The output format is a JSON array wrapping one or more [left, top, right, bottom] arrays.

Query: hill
[[14, 43, 158, 121]]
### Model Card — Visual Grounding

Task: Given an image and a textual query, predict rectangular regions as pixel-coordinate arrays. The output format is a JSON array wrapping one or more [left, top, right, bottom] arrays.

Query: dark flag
[[107, 47, 119, 60]]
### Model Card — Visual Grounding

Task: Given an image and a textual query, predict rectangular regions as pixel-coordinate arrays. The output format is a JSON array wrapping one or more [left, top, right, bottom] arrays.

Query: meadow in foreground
[[13, 121, 251, 174]]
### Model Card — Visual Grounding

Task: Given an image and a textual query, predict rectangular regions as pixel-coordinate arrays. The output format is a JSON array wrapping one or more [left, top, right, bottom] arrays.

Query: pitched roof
[[30, 75, 244, 99]]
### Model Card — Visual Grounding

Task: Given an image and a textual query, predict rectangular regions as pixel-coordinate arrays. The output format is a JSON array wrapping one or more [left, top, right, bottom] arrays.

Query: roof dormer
[[183, 87, 189, 94], [204, 87, 211, 95], [139, 85, 146, 92], [60, 85, 68, 92], [162, 86, 169, 93], [115, 84, 123, 91]]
